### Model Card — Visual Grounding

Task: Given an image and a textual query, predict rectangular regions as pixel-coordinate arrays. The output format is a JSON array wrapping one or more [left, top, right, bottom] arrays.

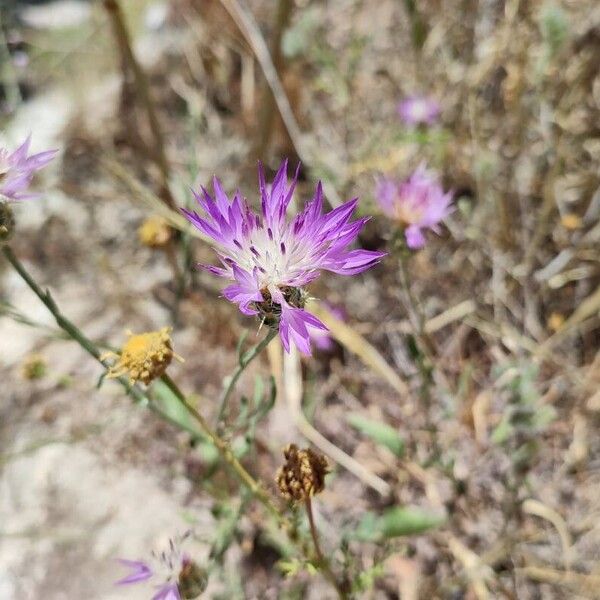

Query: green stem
[[3, 245, 346, 600], [396, 244, 436, 432], [216, 328, 278, 425], [305, 498, 349, 600]]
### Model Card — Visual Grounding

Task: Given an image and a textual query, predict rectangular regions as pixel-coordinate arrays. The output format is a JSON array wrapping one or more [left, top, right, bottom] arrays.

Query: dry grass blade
[[522, 499, 573, 570], [537, 284, 600, 354], [445, 534, 493, 600], [101, 156, 208, 242], [308, 300, 409, 397], [217, 0, 342, 207], [283, 346, 391, 497], [517, 566, 600, 597], [424, 299, 476, 334]]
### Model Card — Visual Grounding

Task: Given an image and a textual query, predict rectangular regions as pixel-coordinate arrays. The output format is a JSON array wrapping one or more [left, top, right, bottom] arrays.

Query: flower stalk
[[216, 327, 278, 426], [305, 498, 349, 600]]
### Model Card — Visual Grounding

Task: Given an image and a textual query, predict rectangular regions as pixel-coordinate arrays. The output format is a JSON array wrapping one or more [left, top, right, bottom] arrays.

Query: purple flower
[[376, 164, 453, 249], [183, 160, 385, 355], [397, 95, 440, 126], [115, 534, 202, 600], [0, 135, 57, 202]]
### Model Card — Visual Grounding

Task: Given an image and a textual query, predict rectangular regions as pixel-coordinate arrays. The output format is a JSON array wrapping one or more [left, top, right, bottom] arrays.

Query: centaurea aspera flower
[[116, 534, 206, 600], [397, 95, 440, 126], [0, 135, 57, 202], [182, 161, 385, 355], [376, 164, 453, 249]]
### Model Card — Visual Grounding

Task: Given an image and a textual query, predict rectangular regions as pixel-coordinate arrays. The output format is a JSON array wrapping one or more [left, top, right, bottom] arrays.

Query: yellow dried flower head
[[547, 312, 565, 332], [21, 353, 47, 380], [138, 215, 172, 248], [561, 213, 582, 231], [104, 327, 180, 385], [0, 202, 15, 244], [275, 444, 329, 503]]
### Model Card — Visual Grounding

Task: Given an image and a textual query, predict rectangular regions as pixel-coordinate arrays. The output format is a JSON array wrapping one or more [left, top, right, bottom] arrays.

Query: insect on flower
[[182, 160, 385, 355], [376, 163, 453, 249]]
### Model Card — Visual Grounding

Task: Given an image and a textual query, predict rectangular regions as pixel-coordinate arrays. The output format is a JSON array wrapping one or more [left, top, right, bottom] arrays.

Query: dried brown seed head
[[275, 443, 329, 503]]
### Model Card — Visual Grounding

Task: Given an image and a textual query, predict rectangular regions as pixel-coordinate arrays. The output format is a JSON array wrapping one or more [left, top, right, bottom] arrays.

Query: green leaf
[[354, 506, 445, 541], [347, 413, 405, 457], [236, 330, 249, 364], [151, 379, 204, 438]]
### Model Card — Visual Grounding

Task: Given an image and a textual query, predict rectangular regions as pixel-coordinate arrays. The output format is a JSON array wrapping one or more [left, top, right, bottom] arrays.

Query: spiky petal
[[116, 559, 154, 586], [183, 161, 385, 355], [0, 135, 57, 202], [376, 164, 453, 249]]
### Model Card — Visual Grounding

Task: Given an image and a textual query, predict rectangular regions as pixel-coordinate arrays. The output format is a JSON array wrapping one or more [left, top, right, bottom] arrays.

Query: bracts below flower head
[[182, 160, 386, 355]]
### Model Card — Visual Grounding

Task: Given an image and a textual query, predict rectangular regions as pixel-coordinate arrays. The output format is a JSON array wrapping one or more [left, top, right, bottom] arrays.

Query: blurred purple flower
[[376, 164, 453, 249], [116, 534, 200, 600], [117, 558, 181, 600], [0, 135, 57, 202], [183, 160, 385, 355], [311, 304, 346, 352], [397, 95, 440, 126]]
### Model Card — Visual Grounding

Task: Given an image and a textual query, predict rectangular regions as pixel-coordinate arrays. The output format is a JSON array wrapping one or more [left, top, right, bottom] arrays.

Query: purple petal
[[115, 559, 153, 586], [405, 225, 426, 248], [152, 583, 181, 600], [278, 302, 327, 356]]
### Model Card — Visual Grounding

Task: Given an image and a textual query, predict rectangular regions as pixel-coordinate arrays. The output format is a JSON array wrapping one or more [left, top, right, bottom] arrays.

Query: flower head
[[182, 161, 385, 355], [104, 327, 182, 385], [0, 135, 57, 202], [275, 443, 329, 503], [116, 533, 206, 600], [376, 164, 453, 249], [397, 95, 440, 126], [139, 214, 173, 248]]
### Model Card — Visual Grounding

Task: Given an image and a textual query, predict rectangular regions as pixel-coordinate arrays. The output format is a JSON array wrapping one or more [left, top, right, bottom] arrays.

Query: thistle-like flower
[[376, 164, 453, 249], [182, 161, 385, 355], [397, 95, 440, 126], [116, 533, 206, 600], [0, 135, 57, 202], [103, 327, 182, 385], [275, 443, 329, 503]]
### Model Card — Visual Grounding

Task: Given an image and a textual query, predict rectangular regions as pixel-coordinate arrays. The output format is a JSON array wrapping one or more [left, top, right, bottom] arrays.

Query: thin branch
[[102, 0, 175, 208]]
